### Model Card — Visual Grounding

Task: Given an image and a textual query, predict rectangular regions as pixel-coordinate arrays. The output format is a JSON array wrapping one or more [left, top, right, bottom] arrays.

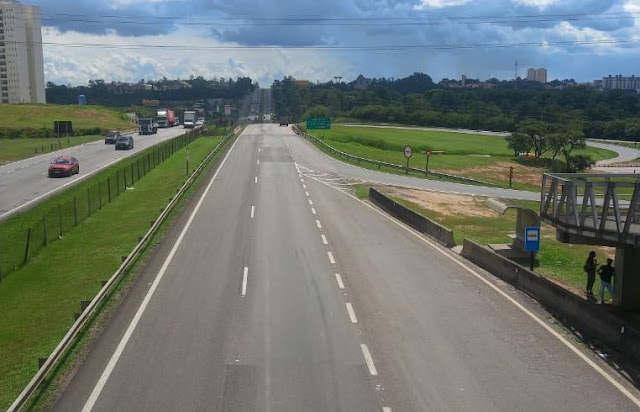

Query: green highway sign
[[306, 117, 331, 130]]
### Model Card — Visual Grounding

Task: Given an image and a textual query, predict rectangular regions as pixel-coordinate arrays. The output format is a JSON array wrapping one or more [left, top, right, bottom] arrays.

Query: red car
[[48, 156, 79, 177]]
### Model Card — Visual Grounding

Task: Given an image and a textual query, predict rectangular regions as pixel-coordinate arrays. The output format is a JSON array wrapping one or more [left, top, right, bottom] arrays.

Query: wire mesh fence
[[0, 127, 208, 280]]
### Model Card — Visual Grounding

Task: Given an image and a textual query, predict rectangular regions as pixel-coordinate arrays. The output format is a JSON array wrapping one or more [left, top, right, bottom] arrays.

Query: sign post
[[524, 226, 541, 271], [403, 145, 412, 174], [424, 150, 432, 175]]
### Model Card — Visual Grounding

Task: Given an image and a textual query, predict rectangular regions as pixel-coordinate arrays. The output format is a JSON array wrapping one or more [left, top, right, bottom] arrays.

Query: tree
[[510, 120, 550, 158]]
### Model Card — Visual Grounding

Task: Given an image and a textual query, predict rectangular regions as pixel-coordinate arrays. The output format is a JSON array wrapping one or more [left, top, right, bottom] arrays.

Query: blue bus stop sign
[[524, 226, 541, 252]]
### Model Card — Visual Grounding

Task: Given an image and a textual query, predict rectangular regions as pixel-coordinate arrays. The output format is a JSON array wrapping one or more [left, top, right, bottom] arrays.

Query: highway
[[51, 124, 640, 411], [0, 125, 188, 221]]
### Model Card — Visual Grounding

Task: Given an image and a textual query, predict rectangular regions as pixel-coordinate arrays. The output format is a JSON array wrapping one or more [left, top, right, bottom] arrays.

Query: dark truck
[[279, 116, 289, 126], [138, 118, 158, 135]]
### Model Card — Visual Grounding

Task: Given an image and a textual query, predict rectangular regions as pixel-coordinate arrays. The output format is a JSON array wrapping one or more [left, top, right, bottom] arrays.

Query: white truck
[[183, 111, 196, 128]]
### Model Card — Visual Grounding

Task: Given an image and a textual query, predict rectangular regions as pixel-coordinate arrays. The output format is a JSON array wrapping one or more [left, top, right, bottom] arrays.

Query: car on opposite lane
[[115, 135, 134, 150], [48, 156, 79, 177], [105, 131, 122, 144]]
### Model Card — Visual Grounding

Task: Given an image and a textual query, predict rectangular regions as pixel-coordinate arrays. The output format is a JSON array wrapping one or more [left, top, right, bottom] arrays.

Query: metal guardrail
[[7, 129, 240, 412], [292, 126, 496, 186], [540, 173, 640, 246]]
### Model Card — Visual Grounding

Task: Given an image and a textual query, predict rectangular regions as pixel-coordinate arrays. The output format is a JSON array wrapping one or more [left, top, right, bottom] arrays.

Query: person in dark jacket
[[597, 258, 616, 305], [584, 251, 597, 298]]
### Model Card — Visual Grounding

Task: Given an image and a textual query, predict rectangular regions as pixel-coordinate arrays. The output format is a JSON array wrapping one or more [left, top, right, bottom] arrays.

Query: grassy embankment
[[0, 134, 225, 411], [354, 185, 612, 297], [0, 105, 136, 163], [311, 125, 616, 190]]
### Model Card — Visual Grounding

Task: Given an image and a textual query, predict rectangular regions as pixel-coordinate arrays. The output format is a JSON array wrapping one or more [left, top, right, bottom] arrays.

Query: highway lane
[[284, 126, 540, 201], [52, 124, 381, 411], [49, 124, 640, 411], [0, 125, 188, 221]]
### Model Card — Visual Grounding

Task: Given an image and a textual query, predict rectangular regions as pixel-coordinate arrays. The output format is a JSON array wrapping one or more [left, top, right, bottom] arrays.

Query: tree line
[[46, 76, 256, 108], [272, 73, 640, 141]]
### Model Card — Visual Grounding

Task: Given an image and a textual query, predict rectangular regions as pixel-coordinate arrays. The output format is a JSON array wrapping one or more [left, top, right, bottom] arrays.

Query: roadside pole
[[186, 147, 190, 176], [424, 150, 432, 175], [403, 145, 412, 174]]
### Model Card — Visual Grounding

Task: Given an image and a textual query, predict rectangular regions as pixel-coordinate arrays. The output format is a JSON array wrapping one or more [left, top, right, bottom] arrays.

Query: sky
[[26, 0, 640, 87]]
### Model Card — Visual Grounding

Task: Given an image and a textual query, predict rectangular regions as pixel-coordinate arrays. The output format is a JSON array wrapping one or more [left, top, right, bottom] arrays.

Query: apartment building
[[598, 75, 640, 92], [0, 0, 45, 104], [527, 67, 548, 83]]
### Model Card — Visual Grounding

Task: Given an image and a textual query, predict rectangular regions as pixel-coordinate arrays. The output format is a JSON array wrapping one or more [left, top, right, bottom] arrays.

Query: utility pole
[[515, 60, 518, 79]]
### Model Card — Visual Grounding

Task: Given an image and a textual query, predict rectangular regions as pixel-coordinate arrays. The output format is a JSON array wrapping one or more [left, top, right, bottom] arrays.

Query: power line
[[27, 38, 637, 52]]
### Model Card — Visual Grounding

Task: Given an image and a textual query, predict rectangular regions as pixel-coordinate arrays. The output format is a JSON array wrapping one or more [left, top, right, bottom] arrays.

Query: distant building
[[599, 75, 640, 92], [527, 68, 548, 83], [0, 0, 45, 103]]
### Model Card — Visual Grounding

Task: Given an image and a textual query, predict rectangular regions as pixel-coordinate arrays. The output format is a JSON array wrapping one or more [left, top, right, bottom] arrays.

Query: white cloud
[[41, 26, 351, 86], [413, 0, 472, 10], [511, 0, 561, 9]]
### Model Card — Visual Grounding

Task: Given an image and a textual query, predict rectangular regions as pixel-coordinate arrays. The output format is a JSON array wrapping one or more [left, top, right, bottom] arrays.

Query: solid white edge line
[[299, 163, 640, 408], [346, 302, 358, 323], [321, 234, 328, 245], [251, 205, 255, 219], [360, 344, 378, 376], [335, 273, 345, 289], [80, 134, 243, 412], [242, 267, 248, 296], [316, 219, 322, 229], [327, 251, 335, 264]]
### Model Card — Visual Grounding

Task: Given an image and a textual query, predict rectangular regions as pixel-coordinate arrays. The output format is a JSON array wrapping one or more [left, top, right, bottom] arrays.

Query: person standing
[[597, 258, 616, 305], [584, 251, 597, 298]]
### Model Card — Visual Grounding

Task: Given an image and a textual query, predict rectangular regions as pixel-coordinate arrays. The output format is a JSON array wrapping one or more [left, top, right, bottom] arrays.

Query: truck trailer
[[183, 111, 196, 128], [138, 118, 158, 135], [156, 109, 176, 128]]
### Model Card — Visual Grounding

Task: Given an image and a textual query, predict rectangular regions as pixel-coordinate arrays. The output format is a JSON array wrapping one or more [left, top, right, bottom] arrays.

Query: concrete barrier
[[461, 238, 640, 364], [369, 188, 455, 247]]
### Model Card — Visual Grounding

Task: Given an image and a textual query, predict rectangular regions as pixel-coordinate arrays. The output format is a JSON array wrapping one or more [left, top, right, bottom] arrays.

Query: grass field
[[357, 185, 614, 297], [0, 105, 134, 130], [0, 136, 225, 410], [311, 125, 617, 190], [0, 136, 103, 163]]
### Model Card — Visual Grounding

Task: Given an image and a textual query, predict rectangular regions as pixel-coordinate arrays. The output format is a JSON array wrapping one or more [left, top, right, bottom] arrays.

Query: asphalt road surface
[[51, 124, 640, 411], [0, 126, 189, 221]]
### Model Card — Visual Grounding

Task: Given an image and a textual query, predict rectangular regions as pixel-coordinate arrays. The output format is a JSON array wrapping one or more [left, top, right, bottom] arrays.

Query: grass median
[[310, 125, 616, 190], [0, 136, 103, 163], [0, 136, 224, 410]]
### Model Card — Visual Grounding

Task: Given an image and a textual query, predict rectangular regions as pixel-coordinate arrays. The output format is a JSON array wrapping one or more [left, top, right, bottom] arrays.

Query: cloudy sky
[[27, 0, 640, 87]]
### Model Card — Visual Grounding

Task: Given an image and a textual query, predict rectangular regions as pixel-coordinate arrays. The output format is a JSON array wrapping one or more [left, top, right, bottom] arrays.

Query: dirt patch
[[381, 186, 497, 217], [441, 161, 543, 186]]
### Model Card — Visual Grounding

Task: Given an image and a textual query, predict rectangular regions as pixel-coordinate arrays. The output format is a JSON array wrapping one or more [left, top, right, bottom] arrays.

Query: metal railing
[[540, 173, 640, 245], [7, 128, 240, 412], [292, 126, 496, 186]]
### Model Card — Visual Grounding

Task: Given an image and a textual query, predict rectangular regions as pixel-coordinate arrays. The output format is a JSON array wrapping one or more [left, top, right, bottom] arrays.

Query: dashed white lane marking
[[251, 205, 255, 219], [303, 184, 307, 189], [300, 178, 304, 182], [360, 344, 378, 376], [257, 159, 260, 165], [321, 234, 328, 245], [346, 303, 358, 323], [316, 219, 322, 229], [305, 191, 310, 197], [311, 207, 316, 215], [308, 199, 313, 206], [327, 251, 335, 264], [335, 273, 345, 289], [80, 134, 242, 412], [383, 408, 392, 412], [301, 163, 640, 409], [255, 176, 258, 184], [242, 267, 248, 296]]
